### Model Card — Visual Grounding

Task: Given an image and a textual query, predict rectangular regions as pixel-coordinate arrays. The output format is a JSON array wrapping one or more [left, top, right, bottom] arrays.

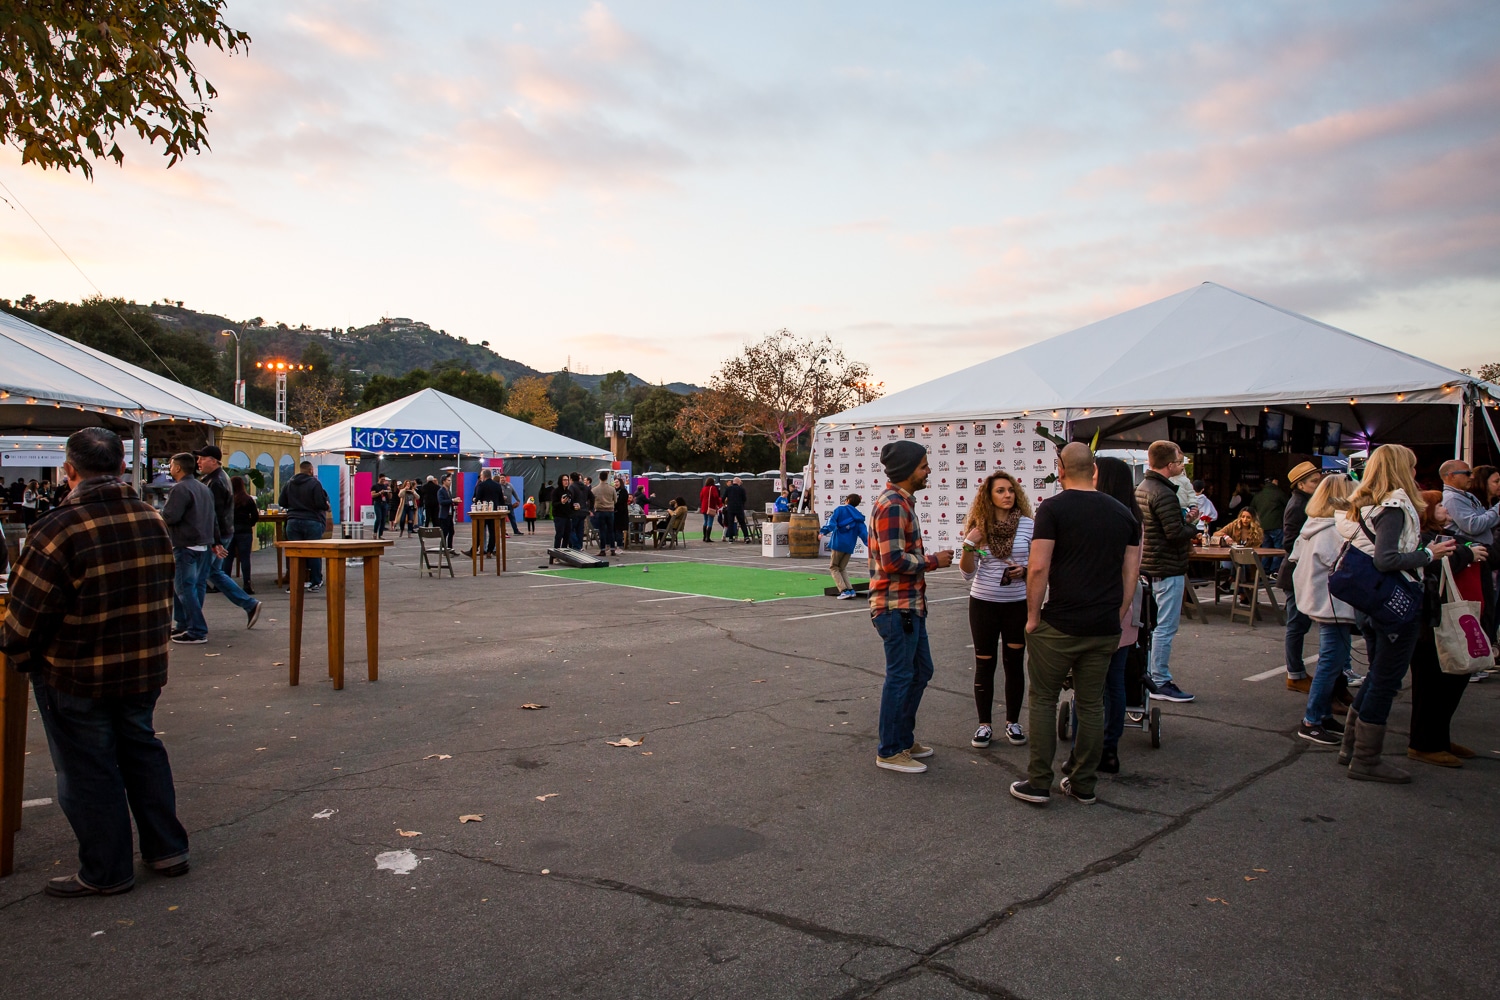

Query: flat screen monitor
[[1260, 411, 1284, 451], [1322, 421, 1341, 455]]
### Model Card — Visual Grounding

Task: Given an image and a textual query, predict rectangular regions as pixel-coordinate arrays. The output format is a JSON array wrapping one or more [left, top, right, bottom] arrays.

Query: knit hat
[[880, 440, 927, 484]]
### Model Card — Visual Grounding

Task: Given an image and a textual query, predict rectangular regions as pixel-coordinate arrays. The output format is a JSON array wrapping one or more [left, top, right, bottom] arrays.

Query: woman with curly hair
[[960, 469, 1034, 748]]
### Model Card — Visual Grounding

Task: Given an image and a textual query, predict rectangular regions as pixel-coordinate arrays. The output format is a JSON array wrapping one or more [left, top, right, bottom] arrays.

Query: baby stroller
[[1057, 575, 1162, 749]]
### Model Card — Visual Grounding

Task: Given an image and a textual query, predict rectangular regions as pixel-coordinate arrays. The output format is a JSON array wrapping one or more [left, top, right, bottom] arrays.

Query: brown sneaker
[[1285, 675, 1311, 693], [907, 740, 935, 759], [1406, 748, 1463, 768], [876, 750, 927, 773]]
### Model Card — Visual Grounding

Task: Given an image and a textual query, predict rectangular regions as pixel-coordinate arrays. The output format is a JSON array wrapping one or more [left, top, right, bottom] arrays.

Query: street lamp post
[[220, 329, 244, 406]]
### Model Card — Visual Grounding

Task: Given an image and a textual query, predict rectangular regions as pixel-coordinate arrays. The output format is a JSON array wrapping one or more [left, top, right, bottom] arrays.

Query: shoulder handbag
[[1435, 557, 1494, 674], [1327, 510, 1422, 632]]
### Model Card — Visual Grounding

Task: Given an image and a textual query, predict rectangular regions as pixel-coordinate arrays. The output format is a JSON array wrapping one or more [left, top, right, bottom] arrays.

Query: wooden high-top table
[[0, 593, 24, 877], [276, 539, 392, 690], [259, 512, 291, 585], [468, 509, 509, 575]]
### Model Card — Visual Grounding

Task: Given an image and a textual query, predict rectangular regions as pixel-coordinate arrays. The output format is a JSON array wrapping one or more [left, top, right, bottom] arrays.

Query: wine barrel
[[771, 511, 791, 523], [787, 512, 820, 558]]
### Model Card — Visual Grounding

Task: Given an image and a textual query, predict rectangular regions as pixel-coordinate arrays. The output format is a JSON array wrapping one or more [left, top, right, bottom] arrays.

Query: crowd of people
[[864, 435, 1500, 800]]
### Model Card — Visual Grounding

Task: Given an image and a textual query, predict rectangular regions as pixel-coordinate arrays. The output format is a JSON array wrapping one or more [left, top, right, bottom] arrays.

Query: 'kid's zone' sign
[[350, 428, 461, 453]]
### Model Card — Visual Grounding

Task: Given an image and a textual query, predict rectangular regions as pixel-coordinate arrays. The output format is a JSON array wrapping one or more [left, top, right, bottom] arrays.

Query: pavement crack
[[409, 844, 901, 949]]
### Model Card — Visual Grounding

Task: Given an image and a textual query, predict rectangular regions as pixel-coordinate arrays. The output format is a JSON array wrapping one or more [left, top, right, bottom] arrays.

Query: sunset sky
[[2, 0, 1497, 391]]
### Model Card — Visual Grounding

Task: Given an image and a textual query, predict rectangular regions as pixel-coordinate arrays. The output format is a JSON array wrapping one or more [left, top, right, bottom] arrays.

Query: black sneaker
[[246, 601, 262, 629], [1009, 780, 1051, 805], [1297, 722, 1340, 746], [171, 634, 207, 645], [306, 582, 323, 592], [1098, 747, 1120, 774], [1150, 682, 1195, 703], [1319, 715, 1345, 736], [971, 724, 992, 748], [1060, 776, 1096, 804]]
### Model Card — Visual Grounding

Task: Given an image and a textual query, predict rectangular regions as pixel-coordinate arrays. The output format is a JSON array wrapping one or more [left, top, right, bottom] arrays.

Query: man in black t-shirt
[[1010, 443, 1141, 808]]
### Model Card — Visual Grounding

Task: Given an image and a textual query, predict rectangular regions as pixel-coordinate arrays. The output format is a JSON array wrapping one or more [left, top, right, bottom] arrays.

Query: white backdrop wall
[[814, 418, 1066, 557]]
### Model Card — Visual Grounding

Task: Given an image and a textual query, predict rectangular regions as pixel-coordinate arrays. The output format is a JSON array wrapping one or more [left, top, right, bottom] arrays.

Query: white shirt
[[961, 516, 1033, 603]]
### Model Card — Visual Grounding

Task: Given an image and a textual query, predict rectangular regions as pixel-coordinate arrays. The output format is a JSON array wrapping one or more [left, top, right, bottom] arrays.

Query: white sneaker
[[971, 724, 993, 748], [1005, 723, 1027, 745], [836, 589, 858, 600]]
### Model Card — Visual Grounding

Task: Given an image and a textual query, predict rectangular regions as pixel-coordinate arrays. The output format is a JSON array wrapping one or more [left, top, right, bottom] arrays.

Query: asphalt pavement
[[2, 529, 1496, 999]]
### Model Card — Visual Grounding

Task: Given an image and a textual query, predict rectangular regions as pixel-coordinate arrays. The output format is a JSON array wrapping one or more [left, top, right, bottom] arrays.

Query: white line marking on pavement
[[22, 797, 52, 808], [784, 608, 867, 621], [1243, 666, 1286, 682], [638, 595, 700, 602], [528, 582, 596, 588]]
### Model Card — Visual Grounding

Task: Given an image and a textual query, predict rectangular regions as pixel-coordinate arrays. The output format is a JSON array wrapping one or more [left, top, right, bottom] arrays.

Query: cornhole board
[[546, 548, 610, 568]]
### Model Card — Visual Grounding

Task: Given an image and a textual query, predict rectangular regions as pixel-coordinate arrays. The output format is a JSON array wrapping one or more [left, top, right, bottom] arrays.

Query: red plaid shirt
[[868, 485, 939, 617]]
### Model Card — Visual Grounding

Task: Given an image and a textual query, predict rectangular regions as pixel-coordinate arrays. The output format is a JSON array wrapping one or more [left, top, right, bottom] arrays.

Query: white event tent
[[810, 282, 1498, 536], [822, 282, 1498, 453]]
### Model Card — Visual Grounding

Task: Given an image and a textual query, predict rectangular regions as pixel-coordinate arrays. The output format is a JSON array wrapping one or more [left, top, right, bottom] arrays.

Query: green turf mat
[[533, 561, 867, 602]]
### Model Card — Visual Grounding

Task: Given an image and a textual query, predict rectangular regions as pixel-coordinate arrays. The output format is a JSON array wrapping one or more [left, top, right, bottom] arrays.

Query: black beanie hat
[[880, 440, 926, 484]]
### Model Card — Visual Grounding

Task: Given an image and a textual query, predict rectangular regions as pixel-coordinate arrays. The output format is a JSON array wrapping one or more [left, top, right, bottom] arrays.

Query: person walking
[[1010, 443, 1141, 806], [1135, 440, 1196, 703], [222, 475, 259, 594], [1095, 456, 1148, 775], [370, 475, 391, 539], [1288, 474, 1357, 745], [195, 447, 262, 630], [869, 441, 953, 773], [1336, 444, 1454, 783], [279, 460, 331, 592], [723, 476, 750, 543], [398, 480, 419, 536], [0, 428, 190, 897], [592, 474, 618, 556], [959, 471, 1034, 750], [819, 493, 868, 600], [160, 454, 215, 644], [1280, 461, 1325, 692], [1405, 490, 1487, 767], [698, 477, 722, 542]]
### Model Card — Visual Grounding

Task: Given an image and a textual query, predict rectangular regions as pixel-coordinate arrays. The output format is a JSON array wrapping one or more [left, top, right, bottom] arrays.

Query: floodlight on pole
[[255, 360, 312, 425]]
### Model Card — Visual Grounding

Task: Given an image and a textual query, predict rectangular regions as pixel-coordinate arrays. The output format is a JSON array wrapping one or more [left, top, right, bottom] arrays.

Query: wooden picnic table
[[276, 539, 392, 690], [259, 511, 291, 586], [468, 509, 509, 575], [0, 592, 23, 877], [1183, 546, 1287, 622]]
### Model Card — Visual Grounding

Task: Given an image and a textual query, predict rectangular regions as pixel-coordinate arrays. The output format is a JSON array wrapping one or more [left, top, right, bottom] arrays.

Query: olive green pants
[[1025, 621, 1119, 797]]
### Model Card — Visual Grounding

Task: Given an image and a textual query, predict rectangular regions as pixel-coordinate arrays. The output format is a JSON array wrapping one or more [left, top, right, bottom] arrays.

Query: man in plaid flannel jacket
[[1, 428, 189, 897], [868, 440, 953, 773]]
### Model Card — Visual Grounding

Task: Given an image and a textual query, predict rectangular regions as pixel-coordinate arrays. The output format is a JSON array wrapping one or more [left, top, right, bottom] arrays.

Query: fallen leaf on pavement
[[254, 747, 268, 751], [1243, 876, 1257, 882], [423, 754, 452, 760], [540, 868, 550, 874], [535, 793, 559, 802], [204, 653, 220, 657], [168, 906, 179, 911], [1252, 868, 1268, 873], [752, 679, 767, 683], [641, 751, 653, 756], [520, 703, 546, 710], [606, 737, 643, 747], [459, 814, 484, 823], [397, 829, 422, 837], [668, 701, 680, 705], [1206, 897, 1229, 905]]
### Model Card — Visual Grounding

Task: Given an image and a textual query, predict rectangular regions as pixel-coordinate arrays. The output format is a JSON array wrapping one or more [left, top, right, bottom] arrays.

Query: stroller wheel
[[1149, 707, 1162, 749], [1057, 700, 1072, 742]]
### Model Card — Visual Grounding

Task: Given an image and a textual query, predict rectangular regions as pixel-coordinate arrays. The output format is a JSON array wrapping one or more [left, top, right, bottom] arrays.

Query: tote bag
[[1327, 511, 1421, 632], [1435, 558, 1494, 675]]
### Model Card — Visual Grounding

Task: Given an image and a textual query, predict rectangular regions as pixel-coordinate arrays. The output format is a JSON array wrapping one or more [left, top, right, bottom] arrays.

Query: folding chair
[[417, 527, 454, 578], [1228, 547, 1280, 626], [661, 509, 689, 549]]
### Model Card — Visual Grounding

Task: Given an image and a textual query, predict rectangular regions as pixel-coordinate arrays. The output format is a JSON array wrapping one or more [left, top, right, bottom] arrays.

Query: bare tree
[[678, 330, 881, 484]]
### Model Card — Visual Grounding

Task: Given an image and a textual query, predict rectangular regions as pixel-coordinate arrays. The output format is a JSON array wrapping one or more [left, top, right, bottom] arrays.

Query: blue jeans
[[32, 679, 189, 891], [223, 530, 254, 588], [594, 511, 615, 551], [199, 552, 257, 613], [172, 547, 213, 639], [873, 610, 934, 759], [1149, 574, 1186, 687], [285, 517, 325, 586], [1304, 622, 1352, 724], [1263, 528, 1284, 575], [1102, 644, 1130, 751], [1353, 620, 1421, 726], [569, 517, 584, 549], [1284, 593, 1312, 678], [372, 500, 387, 537], [703, 513, 715, 536]]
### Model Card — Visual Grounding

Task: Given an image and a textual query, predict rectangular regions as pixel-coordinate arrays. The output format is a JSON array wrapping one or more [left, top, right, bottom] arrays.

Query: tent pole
[[1482, 404, 1500, 455], [1462, 399, 1474, 465], [1455, 403, 1465, 461], [132, 418, 145, 490]]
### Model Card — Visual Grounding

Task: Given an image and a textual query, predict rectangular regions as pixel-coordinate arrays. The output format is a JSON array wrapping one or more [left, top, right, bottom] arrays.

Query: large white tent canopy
[[827, 283, 1491, 429], [0, 307, 293, 434], [303, 387, 611, 460]]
